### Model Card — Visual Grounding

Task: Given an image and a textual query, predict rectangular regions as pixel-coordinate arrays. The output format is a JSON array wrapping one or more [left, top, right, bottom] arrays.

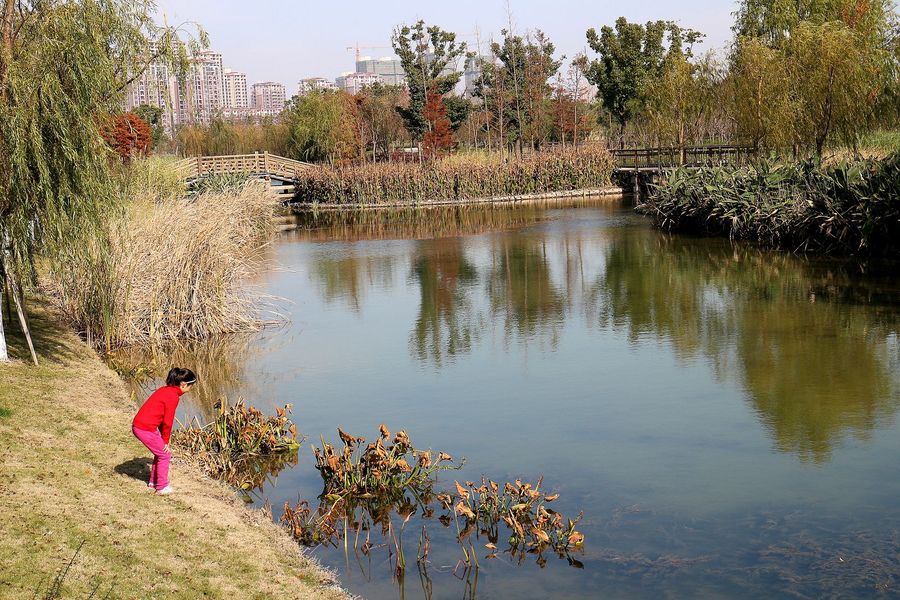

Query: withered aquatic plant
[[312, 424, 462, 498], [439, 477, 585, 568], [172, 397, 301, 490], [282, 426, 585, 580]]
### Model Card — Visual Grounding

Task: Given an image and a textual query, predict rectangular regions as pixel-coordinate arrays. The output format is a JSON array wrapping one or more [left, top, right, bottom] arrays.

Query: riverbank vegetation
[[293, 147, 614, 204], [44, 170, 277, 351], [172, 397, 301, 491], [0, 302, 344, 598], [640, 152, 900, 255]]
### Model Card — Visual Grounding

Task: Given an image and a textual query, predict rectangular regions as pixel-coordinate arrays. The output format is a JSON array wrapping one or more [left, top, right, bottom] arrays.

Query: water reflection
[[488, 235, 566, 345], [314, 253, 396, 313], [288, 202, 559, 242], [409, 239, 480, 365], [592, 230, 900, 462], [296, 204, 900, 463], [111, 335, 255, 423]]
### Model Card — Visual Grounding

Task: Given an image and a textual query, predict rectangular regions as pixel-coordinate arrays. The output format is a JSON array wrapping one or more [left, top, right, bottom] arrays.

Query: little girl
[[132, 367, 197, 495]]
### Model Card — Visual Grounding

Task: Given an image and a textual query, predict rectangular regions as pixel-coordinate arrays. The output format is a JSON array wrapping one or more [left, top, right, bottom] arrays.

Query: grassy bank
[[0, 303, 346, 599], [293, 147, 615, 205], [640, 153, 900, 255]]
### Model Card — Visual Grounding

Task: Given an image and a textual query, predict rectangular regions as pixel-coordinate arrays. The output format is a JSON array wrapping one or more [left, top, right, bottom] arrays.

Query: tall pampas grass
[[46, 169, 279, 350]]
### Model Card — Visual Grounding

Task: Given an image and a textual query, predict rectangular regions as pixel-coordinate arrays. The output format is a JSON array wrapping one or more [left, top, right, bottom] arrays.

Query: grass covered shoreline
[[0, 303, 346, 599], [640, 153, 900, 256]]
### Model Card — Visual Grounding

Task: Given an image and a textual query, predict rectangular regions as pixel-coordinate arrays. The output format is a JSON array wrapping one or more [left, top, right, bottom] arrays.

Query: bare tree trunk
[[8, 275, 36, 365]]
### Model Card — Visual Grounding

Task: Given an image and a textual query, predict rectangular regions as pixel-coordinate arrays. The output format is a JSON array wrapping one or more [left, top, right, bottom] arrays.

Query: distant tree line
[[148, 0, 898, 163]]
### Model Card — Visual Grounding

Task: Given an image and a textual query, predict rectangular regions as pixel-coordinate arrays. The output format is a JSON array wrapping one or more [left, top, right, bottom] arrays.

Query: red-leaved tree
[[101, 112, 153, 162], [422, 91, 453, 158]]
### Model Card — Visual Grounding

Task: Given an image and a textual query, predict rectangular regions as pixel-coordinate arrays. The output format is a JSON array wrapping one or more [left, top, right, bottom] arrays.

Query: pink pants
[[132, 425, 171, 490]]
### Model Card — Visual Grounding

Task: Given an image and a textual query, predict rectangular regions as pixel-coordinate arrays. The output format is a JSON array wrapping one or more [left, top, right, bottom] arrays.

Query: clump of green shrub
[[641, 153, 900, 255]]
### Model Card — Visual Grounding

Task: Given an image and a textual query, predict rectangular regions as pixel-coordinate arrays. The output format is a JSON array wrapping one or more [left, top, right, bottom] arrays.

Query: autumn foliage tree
[[101, 112, 153, 162], [423, 91, 453, 158]]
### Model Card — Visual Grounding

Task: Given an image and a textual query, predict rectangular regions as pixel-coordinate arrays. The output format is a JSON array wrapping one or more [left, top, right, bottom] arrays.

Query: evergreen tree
[[391, 20, 467, 141]]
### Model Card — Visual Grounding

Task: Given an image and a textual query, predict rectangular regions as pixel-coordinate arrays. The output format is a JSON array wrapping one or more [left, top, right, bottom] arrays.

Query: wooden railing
[[173, 152, 315, 181], [611, 145, 756, 169]]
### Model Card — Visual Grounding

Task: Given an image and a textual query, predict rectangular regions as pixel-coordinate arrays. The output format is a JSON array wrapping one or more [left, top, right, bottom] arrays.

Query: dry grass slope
[[0, 304, 346, 600]]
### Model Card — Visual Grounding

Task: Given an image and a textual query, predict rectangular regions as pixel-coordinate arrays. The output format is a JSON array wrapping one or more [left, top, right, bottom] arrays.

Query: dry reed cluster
[[46, 177, 278, 350], [294, 147, 615, 205]]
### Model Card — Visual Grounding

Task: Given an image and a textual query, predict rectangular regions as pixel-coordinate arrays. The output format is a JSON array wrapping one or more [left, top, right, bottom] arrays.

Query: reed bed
[[294, 147, 615, 205], [641, 153, 900, 255], [45, 175, 279, 350]]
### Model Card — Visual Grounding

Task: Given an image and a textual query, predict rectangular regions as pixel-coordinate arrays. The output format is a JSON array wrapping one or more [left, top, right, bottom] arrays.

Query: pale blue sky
[[156, 0, 740, 90]]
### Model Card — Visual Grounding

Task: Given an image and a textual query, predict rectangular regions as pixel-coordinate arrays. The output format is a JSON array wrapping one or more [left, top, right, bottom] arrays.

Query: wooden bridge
[[610, 145, 755, 196], [610, 145, 755, 170], [174, 152, 315, 197]]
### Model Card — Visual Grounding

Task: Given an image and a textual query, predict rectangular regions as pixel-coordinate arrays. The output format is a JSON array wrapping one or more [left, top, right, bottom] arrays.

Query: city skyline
[[155, 0, 739, 92]]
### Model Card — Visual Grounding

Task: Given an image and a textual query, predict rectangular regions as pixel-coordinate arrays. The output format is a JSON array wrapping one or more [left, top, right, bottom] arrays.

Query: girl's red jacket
[[132, 385, 184, 444]]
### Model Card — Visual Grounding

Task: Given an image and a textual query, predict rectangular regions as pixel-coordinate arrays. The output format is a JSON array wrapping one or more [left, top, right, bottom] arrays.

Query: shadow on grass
[[114, 457, 152, 483], [3, 301, 82, 365]]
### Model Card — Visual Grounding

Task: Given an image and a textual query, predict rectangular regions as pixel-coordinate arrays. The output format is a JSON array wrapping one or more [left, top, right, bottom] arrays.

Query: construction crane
[[346, 43, 393, 64]]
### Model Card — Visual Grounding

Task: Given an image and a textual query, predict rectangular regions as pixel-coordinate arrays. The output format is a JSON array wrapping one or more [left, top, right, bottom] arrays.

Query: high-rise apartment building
[[463, 55, 486, 99], [224, 69, 249, 108], [251, 82, 286, 115], [336, 72, 380, 95], [355, 56, 405, 87], [297, 77, 337, 96], [123, 41, 192, 135], [182, 50, 226, 123]]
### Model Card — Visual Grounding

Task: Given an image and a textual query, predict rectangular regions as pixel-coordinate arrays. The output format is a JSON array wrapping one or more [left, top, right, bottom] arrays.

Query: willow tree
[[730, 0, 897, 156], [727, 38, 797, 151], [0, 1, 202, 361], [284, 90, 358, 164]]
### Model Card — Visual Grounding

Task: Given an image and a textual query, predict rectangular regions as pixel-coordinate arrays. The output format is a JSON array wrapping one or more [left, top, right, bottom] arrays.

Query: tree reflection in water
[[409, 238, 480, 366], [592, 229, 900, 463], [487, 234, 567, 347]]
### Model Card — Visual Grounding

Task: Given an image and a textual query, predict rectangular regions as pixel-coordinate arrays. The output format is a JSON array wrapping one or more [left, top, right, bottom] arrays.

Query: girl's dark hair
[[166, 367, 197, 387]]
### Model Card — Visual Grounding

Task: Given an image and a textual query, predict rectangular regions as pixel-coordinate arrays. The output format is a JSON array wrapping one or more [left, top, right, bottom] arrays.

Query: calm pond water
[[131, 198, 900, 599]]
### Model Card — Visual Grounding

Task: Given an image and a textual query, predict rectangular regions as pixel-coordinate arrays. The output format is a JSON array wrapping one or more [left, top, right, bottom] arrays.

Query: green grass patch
[[859, 130, 900, 154], [0, 407, 12, 418]]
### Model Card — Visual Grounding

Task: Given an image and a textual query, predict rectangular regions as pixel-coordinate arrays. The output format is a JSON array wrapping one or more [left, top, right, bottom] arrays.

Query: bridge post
[[264, 151, 270, 174]]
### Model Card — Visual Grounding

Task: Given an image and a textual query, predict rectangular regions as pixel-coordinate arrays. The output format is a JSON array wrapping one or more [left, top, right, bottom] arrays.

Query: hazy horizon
[[155, 0, 740, 92]]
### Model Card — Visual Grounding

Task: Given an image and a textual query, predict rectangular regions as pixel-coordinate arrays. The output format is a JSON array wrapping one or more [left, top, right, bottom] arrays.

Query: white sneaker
[[156, 486, 175, 495], [148, 482, 155, 489]]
